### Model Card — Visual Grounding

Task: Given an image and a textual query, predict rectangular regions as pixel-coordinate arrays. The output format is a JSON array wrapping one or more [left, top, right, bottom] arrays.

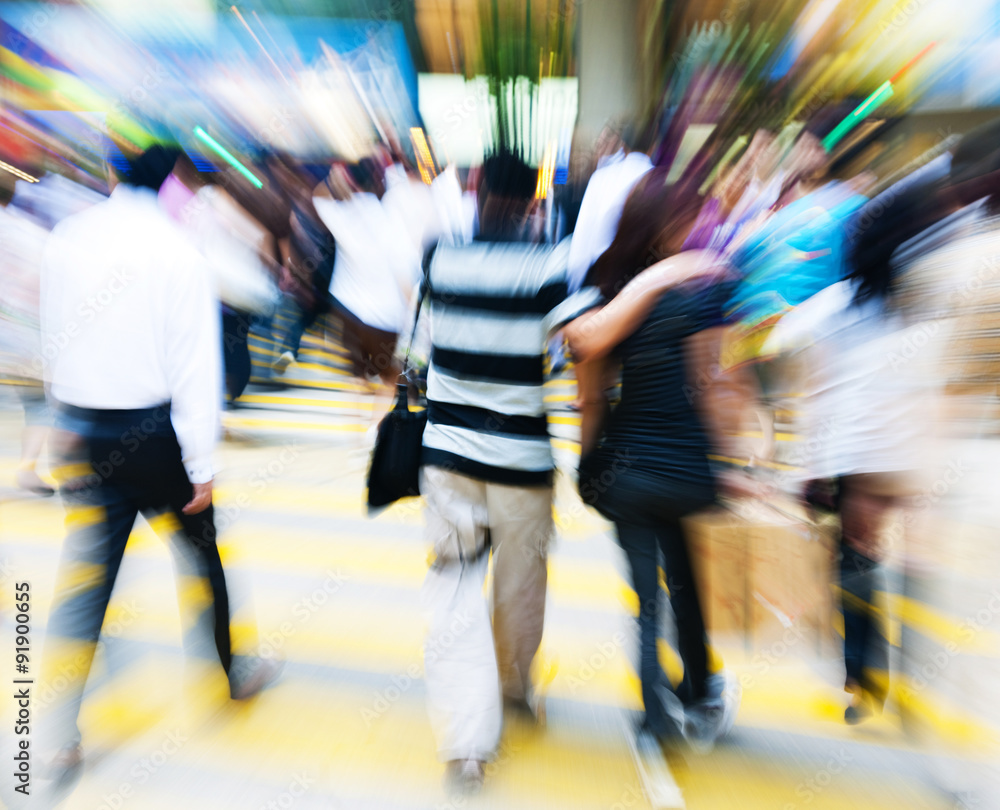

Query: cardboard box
[[683, 501, 835, 654], [749, 518, 834, 651], [684, 508, 748, 638]]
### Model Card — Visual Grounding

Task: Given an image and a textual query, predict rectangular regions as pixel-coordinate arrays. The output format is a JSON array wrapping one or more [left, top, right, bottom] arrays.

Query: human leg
[[615, 521, 676, 738], [420, 466, 500, 769], [486, 481, 553, 706]]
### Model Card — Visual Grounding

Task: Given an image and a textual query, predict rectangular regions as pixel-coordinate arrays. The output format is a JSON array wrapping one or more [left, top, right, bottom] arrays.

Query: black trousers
[[809, 477, 890, 705], [45, 404, 232, 745], [222, 310, 253, 402], [840, 539, 889, 704], [581, 461, 716, 736]]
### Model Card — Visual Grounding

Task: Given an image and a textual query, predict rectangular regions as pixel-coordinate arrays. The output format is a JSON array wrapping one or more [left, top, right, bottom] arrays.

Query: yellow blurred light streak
[[0, 160, 38, 183], [534, 140, 557, 200], [409, 127, 436, 184]]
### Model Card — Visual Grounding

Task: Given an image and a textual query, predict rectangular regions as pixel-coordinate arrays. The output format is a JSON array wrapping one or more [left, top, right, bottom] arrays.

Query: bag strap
[[401, 244, 437, 377]]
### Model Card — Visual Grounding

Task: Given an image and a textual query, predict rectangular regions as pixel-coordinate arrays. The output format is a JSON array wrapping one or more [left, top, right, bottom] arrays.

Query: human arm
[[163, 246, 222, 505], [563, 249, 726, 363], [684, 325, 764, 498], [574, 356, 617, 458]]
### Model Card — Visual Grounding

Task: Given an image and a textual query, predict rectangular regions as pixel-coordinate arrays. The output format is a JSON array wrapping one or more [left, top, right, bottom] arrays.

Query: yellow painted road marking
[[222, 416, 367, 433], [239, 393, 375, 411]]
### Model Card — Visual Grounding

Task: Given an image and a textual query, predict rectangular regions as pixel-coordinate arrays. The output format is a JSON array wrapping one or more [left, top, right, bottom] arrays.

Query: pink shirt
[[158, 173, 196, 222]]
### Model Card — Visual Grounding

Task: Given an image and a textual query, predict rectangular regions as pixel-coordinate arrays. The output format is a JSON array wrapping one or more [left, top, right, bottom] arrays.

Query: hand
[[183, 480, 213, 515]]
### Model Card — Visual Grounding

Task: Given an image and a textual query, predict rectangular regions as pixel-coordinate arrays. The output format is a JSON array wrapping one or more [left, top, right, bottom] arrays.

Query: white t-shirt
[[566, 150, 653, 292], [774, 280, 942, 480]]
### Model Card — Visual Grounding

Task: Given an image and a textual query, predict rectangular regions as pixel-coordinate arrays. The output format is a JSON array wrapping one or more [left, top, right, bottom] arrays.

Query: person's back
[[39, 144, 279, 782], [44, 184, 213, 409], [595, 282, 730, 491], [416, 148, 599, 794], [422, 239, 570, 484]]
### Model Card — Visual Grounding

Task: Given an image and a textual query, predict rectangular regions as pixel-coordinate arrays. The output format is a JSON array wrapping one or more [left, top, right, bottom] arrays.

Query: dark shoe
[[446, 758, 485, 795], [503, 692, 546, 726], [844, 682, 874, 725], [230, 656, 284, 700], [638, 714, 683, 745], [844, 695, 873, 725]]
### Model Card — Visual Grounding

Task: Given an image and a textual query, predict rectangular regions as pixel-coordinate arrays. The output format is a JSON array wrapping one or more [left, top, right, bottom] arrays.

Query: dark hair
[[346, 157, 386, 196], [585, 167, 704, 300], [115, 144, 182, 192], [950, 117, 1000, 184], [481, 148, 535, 201], [621, 120, 657, 154], [847, 173, 949, 305], [948, 118, 1000, 215]]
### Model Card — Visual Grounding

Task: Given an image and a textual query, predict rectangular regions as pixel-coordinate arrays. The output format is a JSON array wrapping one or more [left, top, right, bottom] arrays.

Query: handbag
[[365, 269, 430, 512]]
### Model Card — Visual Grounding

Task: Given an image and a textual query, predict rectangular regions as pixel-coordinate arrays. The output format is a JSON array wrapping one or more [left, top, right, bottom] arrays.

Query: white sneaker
[[446, 758, 485, 795], [230, 656, 284, 700], [682, 671, 741, 754], [271, 351, 295, 375], [632, 729, 686, 808]]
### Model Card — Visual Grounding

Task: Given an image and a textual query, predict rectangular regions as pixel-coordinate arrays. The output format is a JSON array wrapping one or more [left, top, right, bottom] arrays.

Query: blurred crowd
[[2, 15, 1000, 809]]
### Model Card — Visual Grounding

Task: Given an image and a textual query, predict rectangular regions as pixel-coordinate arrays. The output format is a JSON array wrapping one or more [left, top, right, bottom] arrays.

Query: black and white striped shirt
[[421, 239, 599, 486]]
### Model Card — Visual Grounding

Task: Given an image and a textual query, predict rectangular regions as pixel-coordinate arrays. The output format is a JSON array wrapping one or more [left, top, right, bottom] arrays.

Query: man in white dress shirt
[[39, 143, 277, 780], [566, 124, 655, 293]]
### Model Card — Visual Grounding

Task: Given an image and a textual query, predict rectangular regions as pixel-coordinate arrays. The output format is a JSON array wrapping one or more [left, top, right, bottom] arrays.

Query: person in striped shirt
[[419, 148, 598, 793]]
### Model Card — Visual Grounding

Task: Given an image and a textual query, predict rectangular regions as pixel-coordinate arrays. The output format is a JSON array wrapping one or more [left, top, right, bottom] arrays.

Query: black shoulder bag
[[365, 251, 434, 513]]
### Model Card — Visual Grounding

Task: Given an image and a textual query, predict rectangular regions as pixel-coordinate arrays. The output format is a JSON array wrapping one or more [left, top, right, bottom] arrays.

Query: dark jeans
[[44, 404, 232, 746], [817, 476, 891, 706], [840, 539, 889, 705], [222, 310, 254, 402], [581, 461, 715, 737], [280, 306, 314, 359]]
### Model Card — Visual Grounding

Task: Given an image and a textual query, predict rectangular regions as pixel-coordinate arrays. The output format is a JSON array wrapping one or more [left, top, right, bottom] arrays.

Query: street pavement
[[0, 325, 995, 810]]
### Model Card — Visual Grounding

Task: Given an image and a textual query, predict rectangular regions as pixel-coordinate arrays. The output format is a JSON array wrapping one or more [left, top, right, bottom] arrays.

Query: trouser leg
[[840, 540, 889, 705], [420, 466, 500, 762], [222, 312, 253, 402], [657, 517, 711, 704], [41, 451, 137, 750], [487, 482, 553, 702], [143, 435, 233, 677], [283, 306, 314, 357], [615, 521, 673, 736]]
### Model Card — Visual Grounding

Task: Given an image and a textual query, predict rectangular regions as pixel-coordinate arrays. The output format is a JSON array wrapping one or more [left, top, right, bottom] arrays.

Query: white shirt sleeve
[[162, 245, 222, 484]]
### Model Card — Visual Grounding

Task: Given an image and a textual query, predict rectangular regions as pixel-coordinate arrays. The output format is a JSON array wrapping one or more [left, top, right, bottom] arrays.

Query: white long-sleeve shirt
[[41, 184, 222, 484], [316, 192, 421, 333], [566, 150, 653, 292]]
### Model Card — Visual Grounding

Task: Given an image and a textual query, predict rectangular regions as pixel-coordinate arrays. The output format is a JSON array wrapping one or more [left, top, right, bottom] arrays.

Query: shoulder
[[430, 240, 565, 291]]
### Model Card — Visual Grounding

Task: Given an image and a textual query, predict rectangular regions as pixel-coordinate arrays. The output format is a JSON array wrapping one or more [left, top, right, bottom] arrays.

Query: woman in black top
[[565, 173, 754, 751]]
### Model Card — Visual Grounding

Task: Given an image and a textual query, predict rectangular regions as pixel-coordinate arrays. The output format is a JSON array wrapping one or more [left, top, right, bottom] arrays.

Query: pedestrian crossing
[[0, 348, 993, 808]]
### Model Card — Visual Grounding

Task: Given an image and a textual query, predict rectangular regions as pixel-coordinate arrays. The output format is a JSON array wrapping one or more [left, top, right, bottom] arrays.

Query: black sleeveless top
[[583, 279, 735, 495]]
